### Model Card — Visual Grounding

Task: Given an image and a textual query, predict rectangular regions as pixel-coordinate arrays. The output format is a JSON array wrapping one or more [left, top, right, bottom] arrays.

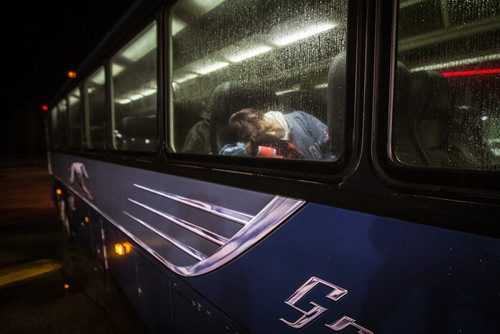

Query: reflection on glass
[[84, 67, 106, 149], [394, 0, 499, 170], [170, 0, 348, 160], [111, 22, 157, 152]]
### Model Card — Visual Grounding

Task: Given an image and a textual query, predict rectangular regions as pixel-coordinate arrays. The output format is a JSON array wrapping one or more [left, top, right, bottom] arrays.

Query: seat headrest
[[278, 89, 326, 122], [411, 70, 450, 119], [209, 81, 278, 152], [122, 115, 156, 138], [419, 119, 442, 149], [209, 81, 278, 121]]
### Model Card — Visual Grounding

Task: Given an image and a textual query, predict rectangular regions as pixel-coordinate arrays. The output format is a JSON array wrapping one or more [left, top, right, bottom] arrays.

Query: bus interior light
[[225, 45, 273, 63], [409, 54, 500, 72], [276, 87, 300, 96], [174, 73, 199, 84], [272, 22, 337, 46], [120, 25, 156, 62], [194, 61, 229, 75], [172, 15, 187, 36]]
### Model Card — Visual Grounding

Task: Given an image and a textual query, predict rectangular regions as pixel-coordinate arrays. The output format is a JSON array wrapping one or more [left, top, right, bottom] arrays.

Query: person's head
[[228, 108, 264, 142], [228, 108, 287, 142], [260, 111, 287, 139]]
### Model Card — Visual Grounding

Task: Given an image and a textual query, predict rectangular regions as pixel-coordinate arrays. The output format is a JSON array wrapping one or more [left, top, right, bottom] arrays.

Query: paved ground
[[0, 158, 148, 334]]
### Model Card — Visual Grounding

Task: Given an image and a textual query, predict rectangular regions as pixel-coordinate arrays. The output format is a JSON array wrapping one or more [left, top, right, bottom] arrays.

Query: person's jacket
[[219, 111, 335, 160]]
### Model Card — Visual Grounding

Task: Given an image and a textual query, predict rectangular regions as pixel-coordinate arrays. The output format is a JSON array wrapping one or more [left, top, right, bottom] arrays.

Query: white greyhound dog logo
[[69, 162, 93, 199]]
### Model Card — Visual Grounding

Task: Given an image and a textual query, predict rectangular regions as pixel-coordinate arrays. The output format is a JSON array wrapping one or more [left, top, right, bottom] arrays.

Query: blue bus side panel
[[50, 153, 499, 334], [105, 223, 172, 332], [170, 277, 249, 334], [50, 153, 276, 268], [187, 204, 500, 334]]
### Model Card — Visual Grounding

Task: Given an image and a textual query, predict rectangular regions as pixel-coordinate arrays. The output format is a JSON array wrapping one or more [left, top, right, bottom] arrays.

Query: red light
[[442, 68, 500, 77], [42, 105, 48, 111]]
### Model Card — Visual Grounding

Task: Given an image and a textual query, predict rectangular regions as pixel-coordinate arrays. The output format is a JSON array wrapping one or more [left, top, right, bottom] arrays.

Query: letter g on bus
[[279, 276, 372, 333]]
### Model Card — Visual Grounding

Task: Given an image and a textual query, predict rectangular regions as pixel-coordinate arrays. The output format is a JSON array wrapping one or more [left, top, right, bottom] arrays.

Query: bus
[[46, 0, 499, 333]]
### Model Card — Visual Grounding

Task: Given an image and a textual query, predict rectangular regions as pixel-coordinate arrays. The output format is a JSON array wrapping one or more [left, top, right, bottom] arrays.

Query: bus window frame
[[57, 97, 69, 151], [67, 87, 84, 151], [164, 0, 364, 184], [371, 0, 500, 198], [49, 106, 60, 150], [108, 19, 161, 156], [82, 66, 108, 152]]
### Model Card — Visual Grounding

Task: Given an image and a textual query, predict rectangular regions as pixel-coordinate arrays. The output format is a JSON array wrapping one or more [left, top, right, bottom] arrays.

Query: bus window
[[170, 0, 347, 161], [83, 67, 106, 150], [68, 88, 82, 149], [57, 99, 68, 149], [393, 0, 500, 170], [111, 22, 157, 152]]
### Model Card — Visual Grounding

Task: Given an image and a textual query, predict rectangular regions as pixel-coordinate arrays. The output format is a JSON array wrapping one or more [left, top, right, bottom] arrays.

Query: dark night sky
[[3, 1, 136, 158]]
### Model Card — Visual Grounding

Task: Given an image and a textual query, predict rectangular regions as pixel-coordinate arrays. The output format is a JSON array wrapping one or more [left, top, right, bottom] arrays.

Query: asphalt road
[[0, 159, 148, 333]]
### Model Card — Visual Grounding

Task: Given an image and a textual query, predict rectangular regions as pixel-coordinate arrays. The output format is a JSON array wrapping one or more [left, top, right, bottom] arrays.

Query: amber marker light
[[56, 188, 63, 195], [123, 241, 132, 253], [114, 242, 132, 256], [115, 243, 125, 256], [67, 70, 77, 79], [84, 216, 89, 223], [63, 283, 70, 289]]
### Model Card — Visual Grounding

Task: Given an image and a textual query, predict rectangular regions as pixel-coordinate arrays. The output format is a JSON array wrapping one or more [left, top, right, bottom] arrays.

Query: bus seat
[[89, 126, 104, 149], [418, 119, 450, 165], [173, 99, 209, 153], [391, 62, 424, 166], [327, 51, 421, 165], [410, 71, 456, 167], [121, 115, 157, 151], [209, 81, 278, 153], [278, 89, 327, 123], [447, 106, 484, 169]]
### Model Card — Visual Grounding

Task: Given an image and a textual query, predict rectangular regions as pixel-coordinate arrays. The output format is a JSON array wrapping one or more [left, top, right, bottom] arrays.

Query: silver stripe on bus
[[123, 211, 207, 261], [183, 196, 305, 276], [128, 198, 228, 246], [133, 183, 253, 225], [53, 173, 304, 277]]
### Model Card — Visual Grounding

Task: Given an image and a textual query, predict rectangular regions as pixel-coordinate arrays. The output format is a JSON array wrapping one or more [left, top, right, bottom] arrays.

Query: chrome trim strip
[[123, 211, 206, 261], [128, 198, 228, 246], [180, 196, 305, 276], [133, 183, 253, 225], [52, 168, 305, 277]]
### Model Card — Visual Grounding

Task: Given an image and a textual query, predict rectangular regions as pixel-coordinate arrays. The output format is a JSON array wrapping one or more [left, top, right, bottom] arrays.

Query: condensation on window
[[394, 0, 500, 170], [111, 23, 158, 152], [170, 0, 347, 161]]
